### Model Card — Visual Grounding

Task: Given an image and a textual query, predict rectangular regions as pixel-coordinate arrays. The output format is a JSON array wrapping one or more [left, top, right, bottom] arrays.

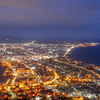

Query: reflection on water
[[0, 65, 7, 84]]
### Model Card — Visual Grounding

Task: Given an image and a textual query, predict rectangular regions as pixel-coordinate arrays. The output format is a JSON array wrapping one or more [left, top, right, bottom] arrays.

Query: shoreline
[[66, 45, 100, 67], [63, 45, 100, 75], [0, 64, 8, 84]]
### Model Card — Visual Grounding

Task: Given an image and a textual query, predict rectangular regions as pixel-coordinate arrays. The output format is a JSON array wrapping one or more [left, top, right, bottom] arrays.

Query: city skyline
[[0, 1, 100, 99]]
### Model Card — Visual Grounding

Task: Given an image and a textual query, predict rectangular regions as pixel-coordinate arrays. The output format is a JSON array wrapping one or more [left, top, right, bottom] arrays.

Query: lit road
[[55, 59, 100, 79]]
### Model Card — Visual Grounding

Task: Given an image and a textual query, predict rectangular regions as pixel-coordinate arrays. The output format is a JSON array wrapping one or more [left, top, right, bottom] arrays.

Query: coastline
[[0, 64, 7, 84], [68, 45, 100, 67]]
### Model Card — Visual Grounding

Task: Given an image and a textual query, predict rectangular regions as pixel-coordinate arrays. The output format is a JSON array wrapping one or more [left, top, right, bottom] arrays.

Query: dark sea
[[0, 65, 7, 84], [70, 45, 100, 66]]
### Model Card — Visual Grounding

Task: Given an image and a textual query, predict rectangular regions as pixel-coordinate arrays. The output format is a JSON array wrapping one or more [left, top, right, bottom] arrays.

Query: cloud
[[0, 0, 100, 39]]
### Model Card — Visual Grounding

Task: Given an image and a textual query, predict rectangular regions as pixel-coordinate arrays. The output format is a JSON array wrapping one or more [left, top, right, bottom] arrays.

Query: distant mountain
[[0, 35, 32, 43], [0, 34, 100, 43]]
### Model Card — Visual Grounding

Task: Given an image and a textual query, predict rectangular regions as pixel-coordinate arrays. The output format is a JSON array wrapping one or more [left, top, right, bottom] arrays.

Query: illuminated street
[[0, 41, 99, 99]]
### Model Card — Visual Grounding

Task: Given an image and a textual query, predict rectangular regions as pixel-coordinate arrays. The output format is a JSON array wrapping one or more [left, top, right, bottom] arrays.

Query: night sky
[[0, 0, 100, 40]]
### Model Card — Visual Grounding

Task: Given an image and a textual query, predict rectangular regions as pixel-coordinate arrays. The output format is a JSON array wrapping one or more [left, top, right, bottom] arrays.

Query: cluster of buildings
[[0, 41, 99, 99]]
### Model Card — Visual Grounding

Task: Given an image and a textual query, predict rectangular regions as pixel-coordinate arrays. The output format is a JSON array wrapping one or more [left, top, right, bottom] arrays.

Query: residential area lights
[[0, 41, 99, 99]]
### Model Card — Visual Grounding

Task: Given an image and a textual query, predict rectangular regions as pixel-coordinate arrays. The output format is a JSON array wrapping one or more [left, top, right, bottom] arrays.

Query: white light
[[35, 96, 42, 100], [87, 94, 91, 98], [31, 66, 35, 69], [13, 73, 17, 76], [47, 95, 50, 98]]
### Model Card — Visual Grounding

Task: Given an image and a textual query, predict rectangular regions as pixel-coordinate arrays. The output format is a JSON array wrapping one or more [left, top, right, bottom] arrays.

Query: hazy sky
[[0, 0, 100, 40]]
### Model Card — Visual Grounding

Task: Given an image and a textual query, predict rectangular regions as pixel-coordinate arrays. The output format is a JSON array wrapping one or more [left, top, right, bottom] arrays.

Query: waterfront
[[70, 45, 100, 66], [0, 41, 99, 99], [0, 65, 7, 83]]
